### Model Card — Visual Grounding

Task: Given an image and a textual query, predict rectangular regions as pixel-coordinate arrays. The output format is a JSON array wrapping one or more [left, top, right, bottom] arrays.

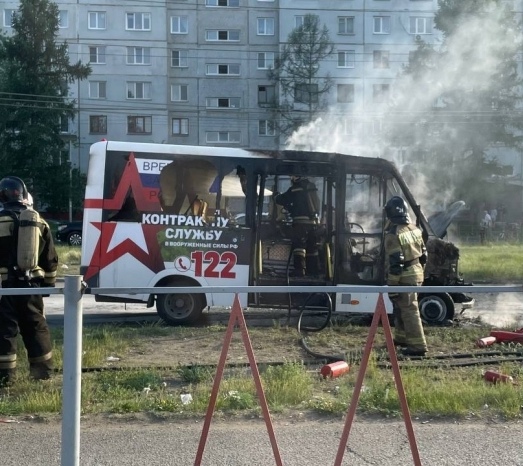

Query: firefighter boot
[[292, 249, 306, 277], [0, 369, 15, 388], [29, 361, 53, 381], [306, 251, 321, 277]]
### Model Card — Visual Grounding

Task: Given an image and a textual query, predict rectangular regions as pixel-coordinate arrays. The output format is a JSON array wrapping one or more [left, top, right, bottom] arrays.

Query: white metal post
[[61, 275, 84, 466]]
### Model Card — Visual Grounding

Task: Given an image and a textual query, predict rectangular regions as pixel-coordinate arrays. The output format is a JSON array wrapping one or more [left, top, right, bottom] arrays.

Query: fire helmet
[[0, 176, 28, 203], [384, 196, 409, 222]]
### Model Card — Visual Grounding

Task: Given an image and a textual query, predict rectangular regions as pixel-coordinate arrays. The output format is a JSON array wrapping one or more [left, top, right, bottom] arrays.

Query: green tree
[[268, 14, 334, 144], [390, 0, 522, 216], [0, 0, 90, 214]]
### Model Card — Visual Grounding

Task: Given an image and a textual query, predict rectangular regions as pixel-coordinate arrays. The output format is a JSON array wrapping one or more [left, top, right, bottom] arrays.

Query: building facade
[[1, 0, 522, 206]]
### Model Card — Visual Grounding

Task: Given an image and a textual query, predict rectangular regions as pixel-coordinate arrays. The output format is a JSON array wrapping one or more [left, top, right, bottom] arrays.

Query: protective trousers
[[0, 286, 53, 385], [291, 223, 320, 277], [389, 267, 427, 352]]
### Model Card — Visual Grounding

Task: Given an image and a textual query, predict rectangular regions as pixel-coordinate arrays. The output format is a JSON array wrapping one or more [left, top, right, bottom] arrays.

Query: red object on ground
[[320, 361, 350, 379], [476, 336, 497, 348], [484, 370, 514, 384], [489, 330, 523, 344]]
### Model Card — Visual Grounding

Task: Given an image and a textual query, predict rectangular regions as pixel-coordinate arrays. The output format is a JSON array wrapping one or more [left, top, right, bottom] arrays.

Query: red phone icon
[[178, 258, 188, 271]]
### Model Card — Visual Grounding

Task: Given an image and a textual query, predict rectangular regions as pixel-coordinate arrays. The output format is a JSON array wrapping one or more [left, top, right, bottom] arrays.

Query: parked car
[[56, 221, 83, 246]]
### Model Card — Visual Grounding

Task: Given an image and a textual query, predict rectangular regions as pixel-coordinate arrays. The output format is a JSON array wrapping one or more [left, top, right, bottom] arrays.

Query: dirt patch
[[116, 326, 315, 369], [98, 315, 496, 370]]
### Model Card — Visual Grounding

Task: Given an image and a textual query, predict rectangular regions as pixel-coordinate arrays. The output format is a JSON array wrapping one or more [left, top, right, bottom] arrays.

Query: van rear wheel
[[156, 287, 204, 325]]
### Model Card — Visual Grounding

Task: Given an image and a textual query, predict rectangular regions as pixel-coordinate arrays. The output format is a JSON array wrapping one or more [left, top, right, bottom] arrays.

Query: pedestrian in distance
[[479, 210, 492, 245], [274, 175, 321, 277], [383, 196, 428, 357], [0, 177, 58, 387]]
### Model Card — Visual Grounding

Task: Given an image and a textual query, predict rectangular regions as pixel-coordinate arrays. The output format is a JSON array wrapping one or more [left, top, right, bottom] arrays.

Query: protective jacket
[[274, 178, 319, 224], [384, 222, 426, 285], [0, 202, 58, 285]]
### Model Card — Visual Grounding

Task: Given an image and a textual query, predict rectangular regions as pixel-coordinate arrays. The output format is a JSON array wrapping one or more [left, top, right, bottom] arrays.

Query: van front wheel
[[418, 293, 455, 325], [156, 289, 204, 325]]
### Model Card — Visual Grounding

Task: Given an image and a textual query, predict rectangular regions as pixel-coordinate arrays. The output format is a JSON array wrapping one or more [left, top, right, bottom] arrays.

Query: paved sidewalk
[[0, 415, 522, 465]]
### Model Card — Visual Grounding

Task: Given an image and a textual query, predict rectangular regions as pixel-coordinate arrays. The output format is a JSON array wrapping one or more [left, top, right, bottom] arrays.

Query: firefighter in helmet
[[274, 175, 321, 277], [384, 196, 428, 356], [0, 176, 58, 386]]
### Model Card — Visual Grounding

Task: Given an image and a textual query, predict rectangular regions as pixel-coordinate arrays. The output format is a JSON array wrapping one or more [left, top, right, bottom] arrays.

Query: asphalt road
[[1, 416, 523, 466], [42, 287, 523, 328]]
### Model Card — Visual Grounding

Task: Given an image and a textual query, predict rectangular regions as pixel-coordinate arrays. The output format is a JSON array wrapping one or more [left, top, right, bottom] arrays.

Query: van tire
[[418, 292, 455, 324], [156, 285, 204, 325]]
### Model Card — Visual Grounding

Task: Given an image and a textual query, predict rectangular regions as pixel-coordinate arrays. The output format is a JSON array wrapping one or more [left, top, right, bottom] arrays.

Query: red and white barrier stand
[[334, 294, 422, 466], [194, 294, 283, 466]]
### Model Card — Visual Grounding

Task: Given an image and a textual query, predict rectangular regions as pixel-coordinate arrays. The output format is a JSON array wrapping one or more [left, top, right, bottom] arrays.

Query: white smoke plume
[[286, 4, 522, 215]]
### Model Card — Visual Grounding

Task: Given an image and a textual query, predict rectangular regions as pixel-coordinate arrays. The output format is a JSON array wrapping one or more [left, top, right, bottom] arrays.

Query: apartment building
[[2, 0, 521, 189]]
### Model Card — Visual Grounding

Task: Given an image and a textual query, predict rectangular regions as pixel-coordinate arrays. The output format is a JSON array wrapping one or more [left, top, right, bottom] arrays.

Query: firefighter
[[384, 196, 428, 356], [274, 175, 320, 277], [0, 177, 58, 386]]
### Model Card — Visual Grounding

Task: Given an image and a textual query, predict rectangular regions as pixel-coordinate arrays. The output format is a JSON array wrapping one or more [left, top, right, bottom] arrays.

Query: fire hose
[[296, 297, 523, 367]]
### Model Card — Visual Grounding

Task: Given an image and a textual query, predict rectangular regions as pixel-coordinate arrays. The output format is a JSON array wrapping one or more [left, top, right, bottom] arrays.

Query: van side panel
[[81, 142, 252, 305]]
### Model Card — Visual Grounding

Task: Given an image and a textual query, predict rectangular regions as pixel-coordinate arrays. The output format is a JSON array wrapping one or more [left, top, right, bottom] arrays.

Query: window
[[89, 46, 106, 64], [127, 82, 151, 99], [171, 50, 188, 68], [258, 120, 275, 136], [294, 84, 318, 104], [372, 118, 383, 135], [410, 17, 433, 34], [373, 16, 390, 34], [126, 12, 151, 31], [373, 84, 390, 103], [172, 118, 189, 135], [206, 0, 240, 6], [257, 18, 274, 35], [338, 17, 354, 35], [128, 116, 152, 134], [295, 16, 304, 28], [89, 81, 107, 99], [343, 118, 353, 135], [206, 97, 241, 109], [60, 116, 69, 133], [337, 84, 354, 103], [58, 10, 68, 28], [171, 16, 188, 34], [338, 51, 355, 68], [257, 52, 274, 70], [3, 9, 14, 27], [373, 51, 389, 69], [88, 11, 106, 30], [206, 64, 240, 75], [206, 30, 240, 41], [258, 85, 275, 105], [171, 84, 188, 102], [89, 115, 107, 134], [127, 47, 151, 65], [206, 131, 241, 143]]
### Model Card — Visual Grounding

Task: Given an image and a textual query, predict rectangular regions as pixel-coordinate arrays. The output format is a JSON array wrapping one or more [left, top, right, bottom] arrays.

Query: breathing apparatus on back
[[0, 177, 41, 274]]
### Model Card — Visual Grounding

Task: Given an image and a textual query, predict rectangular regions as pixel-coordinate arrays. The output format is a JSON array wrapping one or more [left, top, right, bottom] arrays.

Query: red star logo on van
[[83, 222, 164, 281]]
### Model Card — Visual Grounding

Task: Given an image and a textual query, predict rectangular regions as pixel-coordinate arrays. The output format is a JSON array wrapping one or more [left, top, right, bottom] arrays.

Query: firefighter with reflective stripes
[[275, 175, 320, 277], [0, 177, 58, 386], [384, 196, 428, 357]]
